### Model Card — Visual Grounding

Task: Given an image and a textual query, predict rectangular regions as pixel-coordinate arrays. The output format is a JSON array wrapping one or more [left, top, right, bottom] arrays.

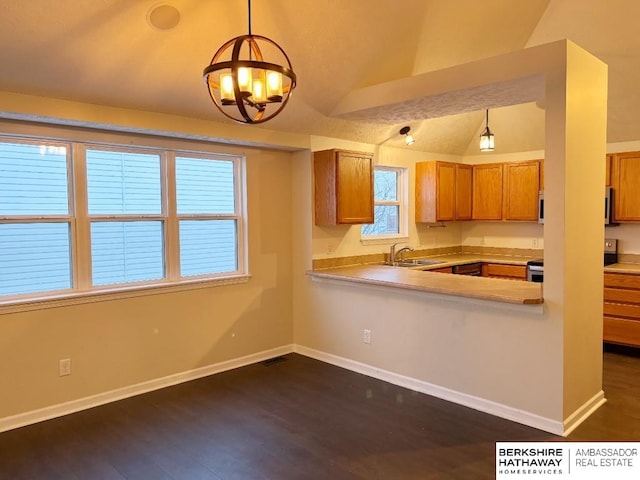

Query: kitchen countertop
[[308, 253, 543, 305], [308, 252, 640, 306], [604, 263, 640, 274]]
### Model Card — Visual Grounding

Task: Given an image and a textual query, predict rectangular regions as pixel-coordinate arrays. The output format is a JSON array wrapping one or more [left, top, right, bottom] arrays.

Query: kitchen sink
[[383, 259, 444, 267]]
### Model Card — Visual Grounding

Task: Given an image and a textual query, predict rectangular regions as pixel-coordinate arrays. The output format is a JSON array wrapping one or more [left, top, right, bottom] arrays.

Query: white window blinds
[[0, 142, 72, 296]]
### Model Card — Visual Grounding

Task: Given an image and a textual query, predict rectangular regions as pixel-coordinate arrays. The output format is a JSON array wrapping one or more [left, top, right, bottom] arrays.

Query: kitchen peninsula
[[308, 255, 543, 305]]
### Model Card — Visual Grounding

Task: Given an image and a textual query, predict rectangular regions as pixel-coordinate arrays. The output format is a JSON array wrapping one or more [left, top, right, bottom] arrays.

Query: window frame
[[0, 134, 248, 313], [361, 165, 408, 242]]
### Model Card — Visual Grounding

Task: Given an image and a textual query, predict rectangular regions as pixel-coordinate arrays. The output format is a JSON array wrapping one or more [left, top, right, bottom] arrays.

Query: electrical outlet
[[532, 238, 539, 248], [59, 358, 71, 377], [363, 329, 371, 344]]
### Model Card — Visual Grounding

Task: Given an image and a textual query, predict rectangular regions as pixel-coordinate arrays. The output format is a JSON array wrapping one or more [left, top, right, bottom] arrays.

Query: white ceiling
[[0, 0, 637, 154]]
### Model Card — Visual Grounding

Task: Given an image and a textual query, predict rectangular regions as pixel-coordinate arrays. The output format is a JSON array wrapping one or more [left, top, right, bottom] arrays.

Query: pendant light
[[202, 0, 297, 124], [479, 109, 495, 151], [399, 126, 415, 146]]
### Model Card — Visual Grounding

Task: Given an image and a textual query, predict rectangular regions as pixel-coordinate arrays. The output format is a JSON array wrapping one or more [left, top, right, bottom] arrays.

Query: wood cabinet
[[314, 149, 374, 226], [606, 154, 612, 186], [502, 160, 540, 221], [430, 266, 453, 274], [482, 263, 527, 280], [472, 161, 540, 221], [415, 161, 472, 222], [472, 163, 503, 220], [604, 272, 640, 347], [455, 164, 473, 220], [611, 151, 640, 222]]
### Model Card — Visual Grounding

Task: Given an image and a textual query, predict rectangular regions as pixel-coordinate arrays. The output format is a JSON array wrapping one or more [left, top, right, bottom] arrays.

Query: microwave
[[538, 186, 614, 225]]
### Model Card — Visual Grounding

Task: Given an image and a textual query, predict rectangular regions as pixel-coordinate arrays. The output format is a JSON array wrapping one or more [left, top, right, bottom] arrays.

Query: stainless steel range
[[526, 238, 618, 283], [526, 260, 544, 283]]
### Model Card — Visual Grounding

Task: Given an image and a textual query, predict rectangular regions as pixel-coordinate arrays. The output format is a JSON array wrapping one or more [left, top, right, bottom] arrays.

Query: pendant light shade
[[399, 126, 415, 146], [479, 109, 495, 151], [203, 0, 297, 124]]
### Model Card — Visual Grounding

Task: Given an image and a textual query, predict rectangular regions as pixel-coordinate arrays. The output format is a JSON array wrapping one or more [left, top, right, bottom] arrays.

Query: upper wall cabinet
[[472, 163, 503, 220], [502, 160, 540, 221], [314, 149, 374, 226], [612, 151, 640, 222], [415, 161, 472, 223], [472, 160, 540, 221]]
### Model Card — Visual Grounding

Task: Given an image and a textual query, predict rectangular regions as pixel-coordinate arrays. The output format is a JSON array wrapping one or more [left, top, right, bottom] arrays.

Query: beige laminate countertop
[[308, 254, 544, 305], [604, 263, 640, 274]]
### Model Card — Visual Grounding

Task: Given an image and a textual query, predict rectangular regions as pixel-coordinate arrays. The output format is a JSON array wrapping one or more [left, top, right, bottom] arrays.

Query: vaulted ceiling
[[0, 1, 637, 154]]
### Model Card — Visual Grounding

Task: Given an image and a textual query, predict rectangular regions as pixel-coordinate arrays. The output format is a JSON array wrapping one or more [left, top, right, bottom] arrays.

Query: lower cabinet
[[604, 272, 640, 347], [482, 263, 527, 280], [430, 266, 453, 273]]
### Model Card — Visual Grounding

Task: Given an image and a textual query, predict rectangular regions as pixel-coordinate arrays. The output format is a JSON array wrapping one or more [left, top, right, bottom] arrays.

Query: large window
[[361, 166, 407, 239], [0, 137, 246, 302]]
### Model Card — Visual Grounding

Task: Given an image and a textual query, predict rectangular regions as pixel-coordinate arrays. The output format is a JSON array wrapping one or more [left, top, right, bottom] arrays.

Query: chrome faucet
[[389, 243, 414, 264]]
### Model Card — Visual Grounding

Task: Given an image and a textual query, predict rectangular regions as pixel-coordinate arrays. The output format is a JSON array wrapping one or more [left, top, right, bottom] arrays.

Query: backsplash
[[605, 224, 640, 254], [460, 222, 544, 250]]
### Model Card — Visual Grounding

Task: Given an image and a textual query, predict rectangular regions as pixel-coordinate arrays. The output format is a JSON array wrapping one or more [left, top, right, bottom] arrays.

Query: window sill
[[0, 274, 251, 315]]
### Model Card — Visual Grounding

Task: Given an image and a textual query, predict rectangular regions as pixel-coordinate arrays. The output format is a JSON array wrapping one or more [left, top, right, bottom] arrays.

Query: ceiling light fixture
[[202, 0, 297, 124], [400, 126, 415, 146], [479, 109, 495, 151]]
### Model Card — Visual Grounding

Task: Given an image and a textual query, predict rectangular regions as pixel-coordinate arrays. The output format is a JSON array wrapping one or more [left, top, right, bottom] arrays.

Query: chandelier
[[202, 0, 297, 124]]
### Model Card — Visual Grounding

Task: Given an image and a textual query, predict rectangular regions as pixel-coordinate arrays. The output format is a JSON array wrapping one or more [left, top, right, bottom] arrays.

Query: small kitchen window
[[361, 165, 407, 240]]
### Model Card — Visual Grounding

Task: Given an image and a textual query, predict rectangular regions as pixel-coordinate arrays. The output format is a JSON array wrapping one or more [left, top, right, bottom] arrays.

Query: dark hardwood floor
[[0, 350, 637, 479]]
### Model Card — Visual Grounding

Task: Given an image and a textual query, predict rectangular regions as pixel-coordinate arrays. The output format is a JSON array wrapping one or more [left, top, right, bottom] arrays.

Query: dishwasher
[[452, 262, 483, 276]]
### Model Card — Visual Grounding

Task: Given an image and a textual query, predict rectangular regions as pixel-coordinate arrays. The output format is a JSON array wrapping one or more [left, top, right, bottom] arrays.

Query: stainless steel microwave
[[538, 187, 614, 224]]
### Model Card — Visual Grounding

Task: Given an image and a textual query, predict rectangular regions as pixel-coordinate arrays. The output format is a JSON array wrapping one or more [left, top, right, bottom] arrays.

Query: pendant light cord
[[247, 0, 252, 35]]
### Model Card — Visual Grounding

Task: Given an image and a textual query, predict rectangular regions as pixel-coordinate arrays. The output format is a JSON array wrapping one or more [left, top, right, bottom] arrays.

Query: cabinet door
[[503, 161, 540, 221], [415, 161, 456, 223], [455, 164, 473, 220], [336, 151, 374, 224], [415, 161, 436, 223], [436, 162, 455, 221], [612, 152, 640, 221], [472, 164, 503, 220], [483, 263, 527, 280]]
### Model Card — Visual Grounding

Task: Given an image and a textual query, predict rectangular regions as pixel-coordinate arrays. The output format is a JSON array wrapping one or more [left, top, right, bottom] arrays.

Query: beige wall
[[0, 141, 294, 420]]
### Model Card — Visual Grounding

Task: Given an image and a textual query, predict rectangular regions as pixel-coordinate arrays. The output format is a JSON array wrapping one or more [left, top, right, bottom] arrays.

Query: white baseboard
[[0, 344, 294, 433], [294, 345, 566, 436], [562, 390, 607, 436]]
